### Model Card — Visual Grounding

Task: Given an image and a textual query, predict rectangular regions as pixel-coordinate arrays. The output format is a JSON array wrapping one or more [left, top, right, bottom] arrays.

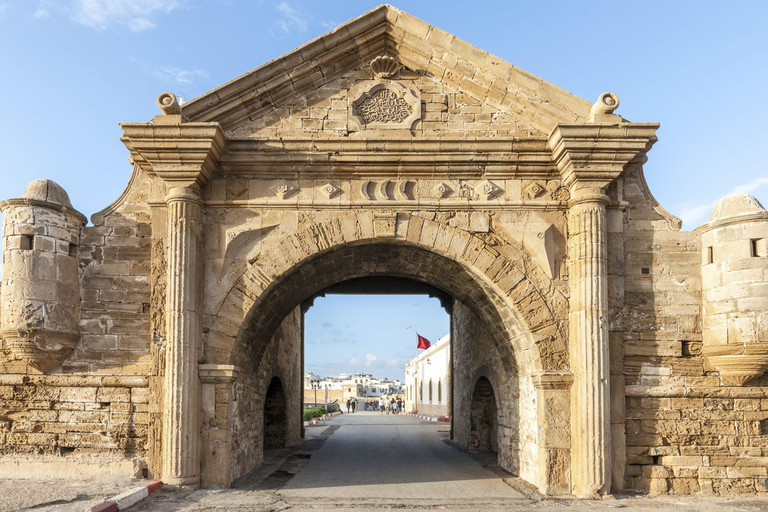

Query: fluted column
[[163, 185, 204, 488], [568, 187, 610, 498]]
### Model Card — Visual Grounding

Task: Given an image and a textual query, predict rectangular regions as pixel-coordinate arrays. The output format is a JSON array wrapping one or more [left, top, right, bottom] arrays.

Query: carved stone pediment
[[348, 81, 421, 131]]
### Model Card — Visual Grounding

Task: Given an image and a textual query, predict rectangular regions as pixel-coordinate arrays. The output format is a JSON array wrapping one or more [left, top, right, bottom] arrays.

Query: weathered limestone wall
[[619, 169, 768, 495], [452, 300, 521, 476], [0, 175, 156, 477], [0, 374, 149, 477], [74, 170, 154, 375], [229, 306, 302, 483]]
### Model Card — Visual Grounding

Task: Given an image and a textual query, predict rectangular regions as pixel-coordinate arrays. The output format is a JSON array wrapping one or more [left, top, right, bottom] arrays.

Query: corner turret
[[698, 193, 768, 385], [0, 179, 86, 373]]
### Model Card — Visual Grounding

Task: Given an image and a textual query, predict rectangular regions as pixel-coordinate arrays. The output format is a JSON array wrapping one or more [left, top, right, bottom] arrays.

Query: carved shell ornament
[[370, 55, 400, 79]]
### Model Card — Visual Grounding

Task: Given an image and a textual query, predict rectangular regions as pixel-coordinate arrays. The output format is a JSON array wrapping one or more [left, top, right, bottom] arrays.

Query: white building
[[405, 334, 450, 417]]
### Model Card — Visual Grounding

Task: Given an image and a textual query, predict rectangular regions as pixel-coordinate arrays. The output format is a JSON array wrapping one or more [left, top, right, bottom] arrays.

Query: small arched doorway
[[263, 376, 287, 449], [469, 376, 497, 452]]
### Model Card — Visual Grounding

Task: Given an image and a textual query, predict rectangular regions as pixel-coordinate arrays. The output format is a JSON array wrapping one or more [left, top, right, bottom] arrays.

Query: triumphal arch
[[1, 6, 767, 498]]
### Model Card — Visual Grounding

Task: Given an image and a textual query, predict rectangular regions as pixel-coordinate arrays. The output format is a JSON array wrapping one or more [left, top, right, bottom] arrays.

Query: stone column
[[548, 102, 659, 497], [162, 185, 204, 488], [567, 187, 610, 498], [121, 93, 226, 489]]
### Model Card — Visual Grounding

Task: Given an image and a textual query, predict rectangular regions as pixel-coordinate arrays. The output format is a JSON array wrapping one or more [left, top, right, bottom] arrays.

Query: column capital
[[548, 123, 659, 193], [120, 96, 226, 190]]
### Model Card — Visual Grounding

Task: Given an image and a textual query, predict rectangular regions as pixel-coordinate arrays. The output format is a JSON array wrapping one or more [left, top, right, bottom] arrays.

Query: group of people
[[345, 396, 404, 414], [378, 397, 403, 415]]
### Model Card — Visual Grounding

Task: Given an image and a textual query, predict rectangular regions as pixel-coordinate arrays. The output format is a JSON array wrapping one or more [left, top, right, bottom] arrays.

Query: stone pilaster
[[199, 364, 240, 488], [121, 93, 226, 489], [567, 187, 610, 497], [162, 185, 204, 488], [532, 371, 573, 495], [548, 110, 659, 497]]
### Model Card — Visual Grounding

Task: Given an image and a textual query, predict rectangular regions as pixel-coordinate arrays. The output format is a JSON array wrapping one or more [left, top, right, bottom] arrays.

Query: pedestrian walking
[[346, 398, 351, 413], [384, 397, 390, 415], [351, 397, 356, 413], [379, 397, 384, 414]]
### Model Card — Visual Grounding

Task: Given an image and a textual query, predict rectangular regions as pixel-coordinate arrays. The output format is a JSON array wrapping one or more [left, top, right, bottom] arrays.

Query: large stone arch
[[201, 212, 572, 494], [206, 213, 568, 375]]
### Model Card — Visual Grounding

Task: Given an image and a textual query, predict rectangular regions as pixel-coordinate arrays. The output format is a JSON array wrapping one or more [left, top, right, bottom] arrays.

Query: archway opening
[[212, 239, 549, 489], [303, 276, 451, 419], [264, 376, 287, 449], [470, 376, 498, 453]]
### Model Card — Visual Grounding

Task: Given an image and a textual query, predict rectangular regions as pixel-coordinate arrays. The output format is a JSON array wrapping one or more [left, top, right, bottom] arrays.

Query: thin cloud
[[347, 356, 360, 366], [274, 1, 308, 34], [151, 66, 209, 86], [34, 2, 53, 19], [365, 353, 377, 367], [71, 0, 183, 31], [677, 176, 768, 228], [733, 177, 768, 195], [0, 3, 10, 17]]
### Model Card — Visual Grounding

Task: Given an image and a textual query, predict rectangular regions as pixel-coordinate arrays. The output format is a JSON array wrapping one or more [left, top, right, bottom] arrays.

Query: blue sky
[[0, 1, 766, 378], [304, 295, 448, 379]]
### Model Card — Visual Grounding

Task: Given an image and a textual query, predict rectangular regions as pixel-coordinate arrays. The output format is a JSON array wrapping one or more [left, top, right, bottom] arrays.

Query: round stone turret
[[0, 179, 86, 373], [698, 193, 768, 386]]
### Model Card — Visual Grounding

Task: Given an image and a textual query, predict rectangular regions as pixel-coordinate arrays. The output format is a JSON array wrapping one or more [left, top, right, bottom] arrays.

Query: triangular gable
[[181, 5, 592, 135]]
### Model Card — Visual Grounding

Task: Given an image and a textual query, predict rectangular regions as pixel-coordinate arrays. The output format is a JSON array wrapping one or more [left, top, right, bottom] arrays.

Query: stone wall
[[452, 300, 521, 476], [618, 169, 768, 495], [74, 170, 154, 375], [229, 306, 302, 483], [0, 374, 149, 478]]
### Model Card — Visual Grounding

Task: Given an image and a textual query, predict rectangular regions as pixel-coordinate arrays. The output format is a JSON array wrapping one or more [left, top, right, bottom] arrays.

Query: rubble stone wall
[[0, 374, 149, 475]]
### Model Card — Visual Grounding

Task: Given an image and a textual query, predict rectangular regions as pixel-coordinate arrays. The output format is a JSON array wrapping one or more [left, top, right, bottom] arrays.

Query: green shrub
[[303, 407, 328, 422]]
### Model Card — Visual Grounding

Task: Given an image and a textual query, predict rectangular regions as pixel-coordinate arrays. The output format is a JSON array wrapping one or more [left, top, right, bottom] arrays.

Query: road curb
[[303, 410, 342, 427], [405, 413, 450, 423], [88, 480, 162, 512]]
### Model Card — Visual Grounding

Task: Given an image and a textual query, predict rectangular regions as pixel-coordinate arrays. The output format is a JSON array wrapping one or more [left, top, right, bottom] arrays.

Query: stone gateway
[[1, 5, 767, 499]]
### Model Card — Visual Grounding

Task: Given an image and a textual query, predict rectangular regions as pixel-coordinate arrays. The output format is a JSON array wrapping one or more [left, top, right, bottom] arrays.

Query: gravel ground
[[0, 477, 139, 512]]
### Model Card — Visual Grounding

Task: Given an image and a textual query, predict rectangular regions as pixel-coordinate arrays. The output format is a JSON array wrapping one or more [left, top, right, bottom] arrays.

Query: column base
[[162, 475, 200, 490]]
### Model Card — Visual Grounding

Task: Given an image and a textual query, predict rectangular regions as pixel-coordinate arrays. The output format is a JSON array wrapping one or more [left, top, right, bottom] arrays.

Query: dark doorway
[[264, 376, 287, 449], [469, 376, 497, 452]]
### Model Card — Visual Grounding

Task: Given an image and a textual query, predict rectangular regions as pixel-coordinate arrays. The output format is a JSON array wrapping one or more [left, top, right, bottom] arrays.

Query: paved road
[[279, 411, 523, 501], [127, 411, 768, 511]]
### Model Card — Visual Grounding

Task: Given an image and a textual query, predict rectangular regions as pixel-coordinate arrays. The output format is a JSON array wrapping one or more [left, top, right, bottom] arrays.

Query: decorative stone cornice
[[531, 371, 573, 390], [547, 123, 659, 192], [222, 138, 555, 178], [199, 364, 240, 384], [121, 96, 227, 189]]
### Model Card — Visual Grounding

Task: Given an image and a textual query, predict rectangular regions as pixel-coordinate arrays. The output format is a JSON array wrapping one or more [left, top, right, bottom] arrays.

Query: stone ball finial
[[21, 179, 73, 208], [370, 55, 400, 79], [588, 92, 621, 123], [157, 92, 182, 115]]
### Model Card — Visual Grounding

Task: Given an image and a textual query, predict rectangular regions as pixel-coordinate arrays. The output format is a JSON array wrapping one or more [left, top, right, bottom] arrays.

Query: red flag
[[416, 334, 431, 350]]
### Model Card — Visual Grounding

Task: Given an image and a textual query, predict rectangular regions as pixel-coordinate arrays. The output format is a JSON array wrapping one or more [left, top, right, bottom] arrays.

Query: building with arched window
[[405, 334, 450, 417]]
